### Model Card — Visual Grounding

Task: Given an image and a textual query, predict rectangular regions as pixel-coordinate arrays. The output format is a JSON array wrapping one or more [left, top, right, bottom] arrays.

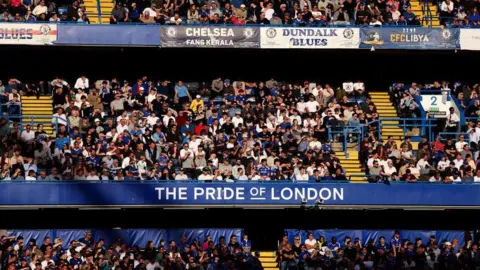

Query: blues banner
[[360, 28, 459, 50], [260, 27, 360, 49], [56, 24, 160, 46], [160, 26, 260, 48], [0, 23, 56, 45], [460, 29, 480, 50], [1, 182, 480, 207]]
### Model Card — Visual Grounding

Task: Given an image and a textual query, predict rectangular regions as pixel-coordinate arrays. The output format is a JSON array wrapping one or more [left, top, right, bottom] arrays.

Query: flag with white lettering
[[360, 28, 459, 50], [160, 26, 260, 48], [260, 27, 360, 49]]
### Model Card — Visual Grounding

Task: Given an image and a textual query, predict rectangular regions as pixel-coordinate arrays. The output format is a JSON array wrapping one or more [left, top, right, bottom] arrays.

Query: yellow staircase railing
[[411, 0, 440, 27]]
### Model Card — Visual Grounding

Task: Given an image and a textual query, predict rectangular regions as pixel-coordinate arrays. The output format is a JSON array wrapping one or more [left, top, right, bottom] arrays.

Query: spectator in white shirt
[[32, 0, 47, 16], [416, 154, 432, 173], [305, 96, 320, 113], [236, 168, 249, 181], [455, 135, 468, 153], [383, 160, 397, 177], [86, 170, 100, 180], [74, 75, 89, 90], [52, 108, 67, 126], [453, 154, 464, 170], [198, 169, 214, 181], [143, 3, 157, 17], [295, 167, 309, 181], [175, 169, 189, 180], [429, 172, 442, 183], [474, 170, 480, 182], [441, 0, 454, 13], [41, 254, 55, 270], [445, 107, 459, 134], [25, 170, 37, 181], [436, 156, 448, 172], [305, 233, 317, 253], [369, 16, 382, 25], [232, 113, 244, 128], [50, 77, 69, 89], [20, 124, 35, 145]]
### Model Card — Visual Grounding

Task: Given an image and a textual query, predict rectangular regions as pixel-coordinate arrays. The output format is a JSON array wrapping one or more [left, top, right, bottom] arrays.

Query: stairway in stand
[[332, 142, 363, 182], [21, 96, 54, 136], [411, 0, 440, 27], [99, 0, 114, 24], [369, 92, 404, 142], [84, 0, 100, 24], [254, 251, 278, 270], [83, 0, 113, 24]]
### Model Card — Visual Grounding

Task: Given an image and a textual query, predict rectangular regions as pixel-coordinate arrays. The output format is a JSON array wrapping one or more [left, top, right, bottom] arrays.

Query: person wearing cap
[[270, 12, 282, 24], [190, 95, 204, 113], [232, 4, 247, 19]]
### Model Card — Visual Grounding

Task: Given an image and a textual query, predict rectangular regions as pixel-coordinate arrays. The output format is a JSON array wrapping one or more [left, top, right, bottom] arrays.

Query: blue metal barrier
[[5, 115, 67, 135]]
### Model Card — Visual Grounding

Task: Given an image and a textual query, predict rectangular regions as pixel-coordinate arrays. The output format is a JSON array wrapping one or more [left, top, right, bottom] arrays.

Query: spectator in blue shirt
[[397, 15, 407, 25], [55, 133, 70, 150], [78, 232, 93, 248], [391, 231, 401, 250], [377, 236, 389, 251], [129, 2, 141, 22], [69, 252, 83, 266], [293, 13, 307, 26], [174, 81, 191, 104], [468, 7, 480, 23], [328, 237, 341, 251]]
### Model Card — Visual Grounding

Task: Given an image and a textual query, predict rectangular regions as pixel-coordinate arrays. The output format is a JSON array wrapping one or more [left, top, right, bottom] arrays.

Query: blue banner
[[285, 229, 469, 247], [360, 28, 459, 50], [56, 24, 160, 46], [1, 182, 480, 207], [7, 229, 242, 248]]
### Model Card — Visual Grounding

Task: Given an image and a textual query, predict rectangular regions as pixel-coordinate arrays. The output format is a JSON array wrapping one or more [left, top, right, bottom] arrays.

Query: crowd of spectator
[[0, 232, 263, 270], [110, 0, 421, 26], [439, 0, 480, 27], [278, 232, 475, 270], [0, 76, 378, 181], [361, 81, 480, 183], [0, 0, 89, 23]]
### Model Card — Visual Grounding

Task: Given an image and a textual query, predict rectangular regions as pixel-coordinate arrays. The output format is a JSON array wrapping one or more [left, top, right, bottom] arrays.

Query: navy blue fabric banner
[[7, 229, 242, 248], [360, 28, 459, 50], [160, 26, 260, 48], [285, 229, 469, 248], [56, 24, 160, 46], [2, 182, 480, 207]]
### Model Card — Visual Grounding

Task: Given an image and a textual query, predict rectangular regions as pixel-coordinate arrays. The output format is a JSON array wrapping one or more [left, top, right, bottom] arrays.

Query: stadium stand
[[1, 76, 383, 181], [3, 76, 480, 183], [0, 229, 473, 270], [280, 229, 470, 270]]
